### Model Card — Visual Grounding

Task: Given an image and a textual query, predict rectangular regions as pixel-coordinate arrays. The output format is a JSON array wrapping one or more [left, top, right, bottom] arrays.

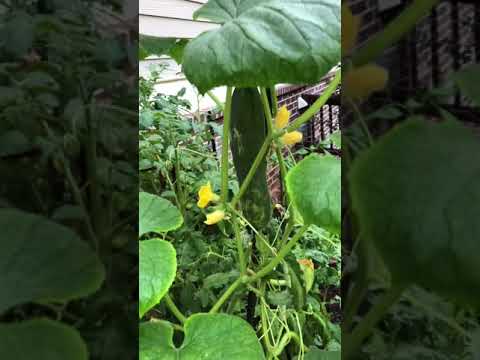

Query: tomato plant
[[139, 0, 341, 359]]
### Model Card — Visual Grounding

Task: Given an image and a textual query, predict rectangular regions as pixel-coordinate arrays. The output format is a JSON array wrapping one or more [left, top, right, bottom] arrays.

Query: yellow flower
[[197, 182, 220, 209], [275, 105, 290, 129], [343, 64, 389, 100], [204, 210, 225, 225], [281, 131, 303, 146], [298, 259, 314, 271], [342, 4, 360, 55]]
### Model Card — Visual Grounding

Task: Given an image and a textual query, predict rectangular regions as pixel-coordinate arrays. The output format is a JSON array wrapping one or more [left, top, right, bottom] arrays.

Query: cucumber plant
[[342, 1, 480, 358], [139, 0, 341, 359]]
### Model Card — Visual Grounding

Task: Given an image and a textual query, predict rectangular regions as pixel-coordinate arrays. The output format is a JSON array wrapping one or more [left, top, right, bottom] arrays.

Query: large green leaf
[[139, 239, 177, 318], [183, 0, 340, 93], [139, 36, 188, 64], [0, 319, 87, 360], [453, 64, 480, 107], [0, 209, 104, 314], [140, 314, 265, 359], [286, 154, 340, 234], [139, 192, 183, 237], [349, 118, 480, 305]]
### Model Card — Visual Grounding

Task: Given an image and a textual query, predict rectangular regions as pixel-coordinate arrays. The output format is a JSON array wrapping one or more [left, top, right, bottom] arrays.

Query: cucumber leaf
[[0, 319, 87, 360], [139, 239, 177, 318], [139, 192, 183, 237], [349, 118, 480, 305], [140, 314, 265, 359], [0, 209, 104, 315], [139, 36, 188, 64], [183, 0, 340, 93], [286, 154, 341, 234]]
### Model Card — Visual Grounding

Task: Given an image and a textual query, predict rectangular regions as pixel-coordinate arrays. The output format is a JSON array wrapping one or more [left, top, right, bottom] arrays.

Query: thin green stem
[[210, 277, 245, 314], [63, 159, 98, 251], [164, 294, 187, 324], [278, 216, 295, 249], [270, 86, 278, 117], [230, 135, 273, 208], [206, 90, 224, 111], [344, 285, 406, 359], [275, 146, 290, 207], [279, 70, 341, 137], [249, 225, 309, 283], [221, 87, 233, 204], [232, 212, 247, 275], [352, 0, 441, 67], [260, 87, 275, 136]]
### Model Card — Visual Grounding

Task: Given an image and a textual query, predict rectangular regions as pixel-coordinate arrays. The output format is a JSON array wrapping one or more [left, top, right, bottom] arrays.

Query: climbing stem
[[232, 212, 247, 275], [248, 225, 309, 283], [344, 285, 407, 359], [221, 86, 233, 204], [210, 277, 245, 314], [278, 70, 341, 137], [164, 294, 187, 324]]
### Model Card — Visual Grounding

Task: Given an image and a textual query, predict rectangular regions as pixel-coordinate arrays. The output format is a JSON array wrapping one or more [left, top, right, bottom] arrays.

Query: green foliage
[[0, 1, 137, 358], [139, 192, 183, 236], [183, 0, 341, 93], [139, 1, 341, 358], [139, 240, 177, 318], [0, 209, 104, 314], [230, 87, 272, 230], [140, 314, 265, 360], [0, 319, 88, 360], [350, 118, 480, 305], [287, 154, 341, 234], [452, 64, 480, 107]]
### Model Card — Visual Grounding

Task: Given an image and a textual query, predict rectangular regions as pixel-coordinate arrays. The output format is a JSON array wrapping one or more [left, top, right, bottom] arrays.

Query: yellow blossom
[[342, 4, 361, 55], [298, 259, 314, 271], [204, 210, 225, 225], [275, 106, 290, 129], [343, 64, 389, 100], [281, 131, 303, 146], [197, 182, 219, 209]]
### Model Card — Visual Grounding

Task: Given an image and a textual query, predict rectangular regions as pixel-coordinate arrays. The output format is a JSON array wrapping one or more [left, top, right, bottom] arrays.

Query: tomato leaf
[[0, 319, 87, 360], [0, 209, 104, 315], [140, 314, 265, 359], [139, 239, 177, 318], [350, 118, 480, 305], [286, 154, 341, 234], [139, 192, 183, 237], [183, 0, 340, 93]]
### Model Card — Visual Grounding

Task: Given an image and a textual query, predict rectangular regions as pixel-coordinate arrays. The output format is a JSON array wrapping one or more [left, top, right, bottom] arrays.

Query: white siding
[[139, 0, 219, 39], [140, 0, 223, 111]]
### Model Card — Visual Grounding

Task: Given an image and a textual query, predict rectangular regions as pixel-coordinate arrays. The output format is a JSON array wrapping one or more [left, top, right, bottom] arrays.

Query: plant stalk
[[164, 294, 187, 324], [280, 70, 341, 136], [248, 225, 309, 283], [210, 277, 244, 314], [344, 285, 406, 359], [232, 212, 247, 275], [352, 0, 441, 67], [221, 86, 233, 204]]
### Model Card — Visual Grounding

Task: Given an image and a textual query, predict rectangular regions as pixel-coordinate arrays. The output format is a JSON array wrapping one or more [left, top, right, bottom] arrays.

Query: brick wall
[[346, 0, 479, 101]]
